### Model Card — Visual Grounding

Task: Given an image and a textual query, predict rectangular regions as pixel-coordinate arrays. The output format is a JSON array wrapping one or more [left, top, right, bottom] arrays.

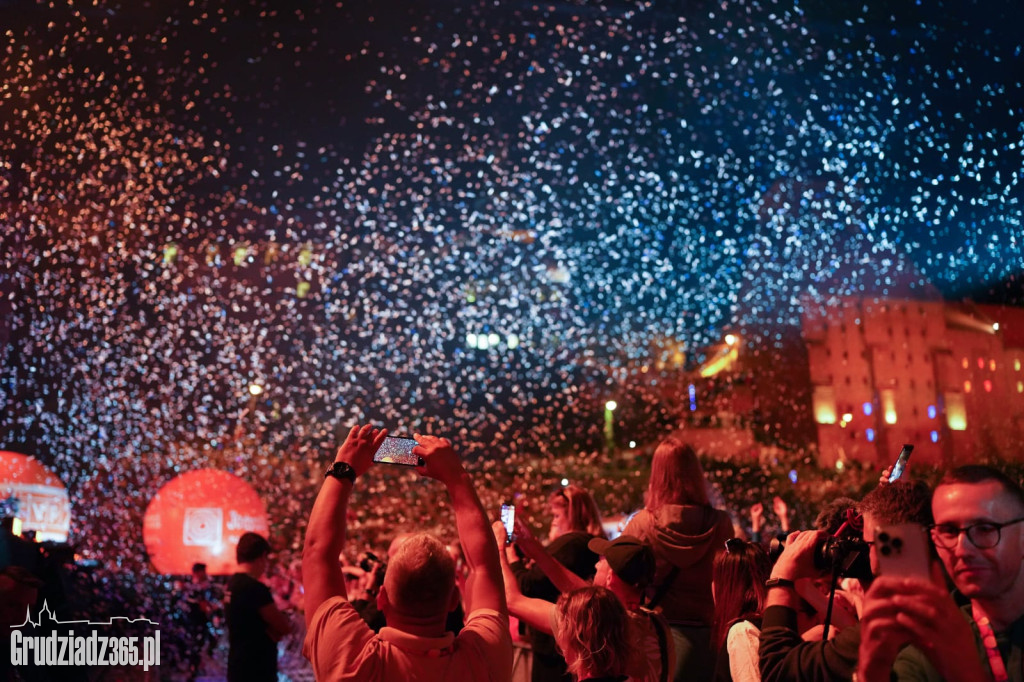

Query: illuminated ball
[[143, 469, 269, 575], [0, 451, 71, 542]]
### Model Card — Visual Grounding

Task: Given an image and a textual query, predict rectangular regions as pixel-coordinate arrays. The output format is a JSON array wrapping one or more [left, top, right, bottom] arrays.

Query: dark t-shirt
[[225, 572, 277, 682]]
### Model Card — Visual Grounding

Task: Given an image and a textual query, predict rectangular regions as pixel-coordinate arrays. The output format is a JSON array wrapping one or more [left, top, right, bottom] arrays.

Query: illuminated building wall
[[803, 298, 1024, 468]]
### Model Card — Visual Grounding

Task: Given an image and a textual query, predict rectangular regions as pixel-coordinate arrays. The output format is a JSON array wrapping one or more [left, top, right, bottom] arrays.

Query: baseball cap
[[588, 534, 655, 590]]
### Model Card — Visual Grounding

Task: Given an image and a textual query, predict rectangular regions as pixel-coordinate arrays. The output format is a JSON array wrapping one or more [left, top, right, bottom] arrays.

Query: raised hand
[[335, 424, 387, 477], [413, 433, 464, 483]]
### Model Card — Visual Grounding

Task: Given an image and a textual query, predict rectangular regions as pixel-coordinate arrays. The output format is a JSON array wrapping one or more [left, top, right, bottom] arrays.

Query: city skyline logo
[[12, 601, 160, 629], [10, 602, 160, 671]]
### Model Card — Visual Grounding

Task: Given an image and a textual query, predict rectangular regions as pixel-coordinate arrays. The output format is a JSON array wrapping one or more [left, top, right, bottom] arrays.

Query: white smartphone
[[875, 523, 930, 578], [500, 503, 515, 544]]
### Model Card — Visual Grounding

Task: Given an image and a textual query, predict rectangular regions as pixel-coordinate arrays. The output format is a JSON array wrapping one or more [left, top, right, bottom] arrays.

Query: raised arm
[[508, 516, 587, 594], [302, 424, 387, 630], [414, 434, 506, 615], [492, 521, 555, 634]]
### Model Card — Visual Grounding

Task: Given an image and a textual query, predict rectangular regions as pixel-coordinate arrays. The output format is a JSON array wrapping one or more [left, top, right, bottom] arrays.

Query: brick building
[[803, 297, 1024, 468]]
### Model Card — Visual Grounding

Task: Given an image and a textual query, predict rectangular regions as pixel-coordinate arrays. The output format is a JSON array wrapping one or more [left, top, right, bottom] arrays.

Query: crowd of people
[[2, 0, 1020, 613], [275, 425, 1024, 682], [4, 425, 1005, 681]]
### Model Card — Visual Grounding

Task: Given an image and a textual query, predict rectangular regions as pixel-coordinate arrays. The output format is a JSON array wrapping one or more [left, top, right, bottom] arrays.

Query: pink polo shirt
[[304, 597, 513, 682]]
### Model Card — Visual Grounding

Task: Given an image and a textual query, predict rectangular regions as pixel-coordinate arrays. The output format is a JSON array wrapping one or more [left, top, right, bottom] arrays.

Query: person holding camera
[[757, 480, 933, 682], [301, 425, 512, 681], [857, 465, 1024, 682]]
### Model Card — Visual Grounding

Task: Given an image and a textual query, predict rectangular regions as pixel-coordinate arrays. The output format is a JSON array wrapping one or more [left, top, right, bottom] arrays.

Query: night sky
[[1, 0, 1022, 504]]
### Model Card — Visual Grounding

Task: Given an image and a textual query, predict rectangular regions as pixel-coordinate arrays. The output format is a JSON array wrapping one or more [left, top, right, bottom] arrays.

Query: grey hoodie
[[623, 504, 734, 625]]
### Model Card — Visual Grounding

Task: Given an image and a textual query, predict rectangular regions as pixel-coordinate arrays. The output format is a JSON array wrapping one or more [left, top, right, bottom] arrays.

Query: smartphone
[[875, 523, 931, 578], [500, 503, 515, 544], [888, 444, 914, 483], [373, 436, 423, 467]]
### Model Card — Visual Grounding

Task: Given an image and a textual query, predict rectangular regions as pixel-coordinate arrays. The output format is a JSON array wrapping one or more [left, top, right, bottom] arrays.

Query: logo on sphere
[[182, 508, 222, 547]]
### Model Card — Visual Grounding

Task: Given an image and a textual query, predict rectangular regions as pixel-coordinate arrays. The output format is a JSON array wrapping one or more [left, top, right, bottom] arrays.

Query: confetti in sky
[[0, 0, 1021, 604]]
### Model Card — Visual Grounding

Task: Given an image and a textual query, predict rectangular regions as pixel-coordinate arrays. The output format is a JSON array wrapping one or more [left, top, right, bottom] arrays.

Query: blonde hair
[[644, 436, 709, 512], [554, 586, 630, 679], [383, 533, 456, 618], [549, 485, 607, 539]]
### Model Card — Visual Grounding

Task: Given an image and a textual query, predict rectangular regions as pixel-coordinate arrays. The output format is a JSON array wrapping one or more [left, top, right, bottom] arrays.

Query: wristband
[[765, 577, 796, 590]]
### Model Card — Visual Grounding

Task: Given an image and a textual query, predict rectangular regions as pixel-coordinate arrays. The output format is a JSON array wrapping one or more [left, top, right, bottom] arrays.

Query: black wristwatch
[[324, 461, 357, 483], [765, 577, 796, 590]]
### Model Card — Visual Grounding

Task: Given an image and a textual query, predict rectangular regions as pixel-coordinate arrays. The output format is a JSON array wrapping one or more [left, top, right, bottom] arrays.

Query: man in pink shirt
[[302, 425, 512, 682]]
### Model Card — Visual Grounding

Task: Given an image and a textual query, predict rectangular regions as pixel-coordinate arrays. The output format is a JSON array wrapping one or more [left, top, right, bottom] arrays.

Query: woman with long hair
[[507, 484, 607, 682], [711, 539, 771, 682], [622, 436, 734, 682]]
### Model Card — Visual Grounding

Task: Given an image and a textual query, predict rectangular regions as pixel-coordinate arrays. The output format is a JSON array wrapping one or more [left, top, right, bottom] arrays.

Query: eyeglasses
[[930, 517, 1024, 550], [724, 538, 747, 554]]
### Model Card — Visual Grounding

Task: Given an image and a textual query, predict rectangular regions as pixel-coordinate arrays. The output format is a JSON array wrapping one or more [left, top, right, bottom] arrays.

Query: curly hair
[[858, 479, 933, 527], [554, 586, 630, 679]]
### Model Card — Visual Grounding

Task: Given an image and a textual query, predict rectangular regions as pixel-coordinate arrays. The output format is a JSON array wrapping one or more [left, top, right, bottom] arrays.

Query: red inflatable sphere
[[0, 451, 71, 542], [142, 468, 269, 575]]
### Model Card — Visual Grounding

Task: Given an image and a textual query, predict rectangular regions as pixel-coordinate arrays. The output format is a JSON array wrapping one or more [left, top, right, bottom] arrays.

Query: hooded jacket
[[623, 504, 734, 626]]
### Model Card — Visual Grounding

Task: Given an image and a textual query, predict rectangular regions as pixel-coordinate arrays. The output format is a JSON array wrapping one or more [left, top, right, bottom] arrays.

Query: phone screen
[[373, 436, 422, 466], [888, 444, 914, 482], [500, 504, 515, 544]]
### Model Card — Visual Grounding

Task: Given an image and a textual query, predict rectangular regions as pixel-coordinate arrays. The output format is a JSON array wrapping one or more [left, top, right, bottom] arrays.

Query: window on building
[[946, 393, 968, 431], [813, 386, 837, 425], [882, 389, 898, 425]]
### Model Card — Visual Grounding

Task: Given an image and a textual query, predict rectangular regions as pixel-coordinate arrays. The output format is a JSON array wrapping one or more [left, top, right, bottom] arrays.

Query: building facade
[[803, 297, 1024, 468]]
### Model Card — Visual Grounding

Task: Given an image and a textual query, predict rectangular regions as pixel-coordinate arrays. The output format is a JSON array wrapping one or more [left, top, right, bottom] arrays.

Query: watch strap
[[325, 461, 357, 482], [765, 577, 796, 590]]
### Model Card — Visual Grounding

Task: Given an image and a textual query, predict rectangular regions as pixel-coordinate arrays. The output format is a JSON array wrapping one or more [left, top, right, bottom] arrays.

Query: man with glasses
[[858, 465, 1024, 681]]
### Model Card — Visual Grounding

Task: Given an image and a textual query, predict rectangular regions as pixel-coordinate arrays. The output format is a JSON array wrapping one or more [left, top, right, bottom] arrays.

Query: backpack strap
[[638, 606, 671, 679], [645, 565, 680, 610]]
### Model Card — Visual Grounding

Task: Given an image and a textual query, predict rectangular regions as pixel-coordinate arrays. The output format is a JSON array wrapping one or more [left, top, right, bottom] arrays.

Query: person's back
[[626, 503, 733, 625], [226, 571, 277, 680], [507, 485, 604, 682], [226, 532, 292, 682], [624, 436, 733, 682], [305, 533, 510, 681], [302, 427, 512, 682], [553, 586, 633, 681]]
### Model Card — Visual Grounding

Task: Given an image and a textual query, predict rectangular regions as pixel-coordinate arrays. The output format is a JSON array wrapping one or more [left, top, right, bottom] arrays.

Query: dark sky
[[1, 0, 1022, 476]]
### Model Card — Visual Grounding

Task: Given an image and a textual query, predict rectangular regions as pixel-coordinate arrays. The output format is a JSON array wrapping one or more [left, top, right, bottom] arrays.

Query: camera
[[768, 531, 870, 581], [359, 551, 381, 573]]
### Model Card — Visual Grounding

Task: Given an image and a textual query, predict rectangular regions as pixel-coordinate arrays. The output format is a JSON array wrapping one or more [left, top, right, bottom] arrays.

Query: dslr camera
[[769, 514, 870, 582]]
